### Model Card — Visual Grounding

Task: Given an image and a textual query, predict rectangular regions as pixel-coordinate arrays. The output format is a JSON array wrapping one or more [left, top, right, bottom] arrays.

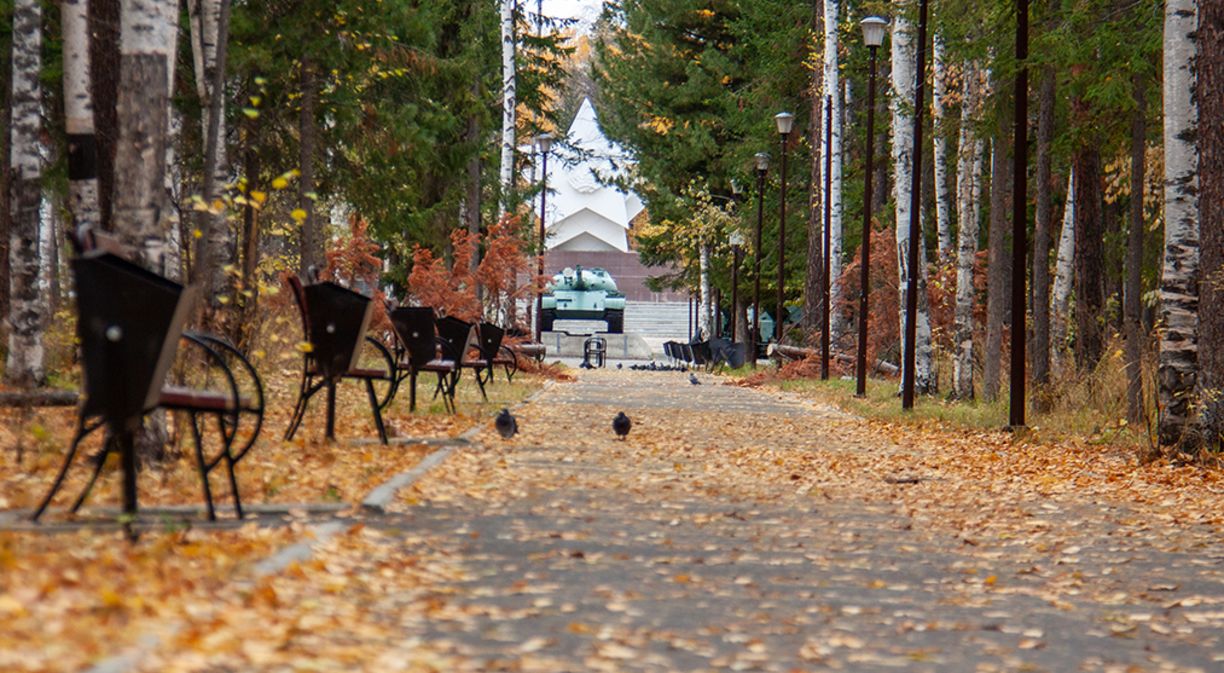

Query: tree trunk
[[953, 61, 983, 400], [189, 0, 235, 308], [824, 0, 844, 341], [1030, 64, 1055, 397], [931, 33, 953, 261], [0, 0, 12, 341], [1051, 171, 1075, 368], [89, 0, 120, 234], [1124, 74, 1147, 425], [6, 0, 46, 387], [298, 59, 320, 277], [983, 134, 1011, 402], [1195, 0, 1220, 447], [889, 14, 935, 394], [498, 0, 516, 216], [63, 0, 101, 238], [699, 242, 711, 338], [1073, 146, 1104, 369], [801, 0, 824, 338]]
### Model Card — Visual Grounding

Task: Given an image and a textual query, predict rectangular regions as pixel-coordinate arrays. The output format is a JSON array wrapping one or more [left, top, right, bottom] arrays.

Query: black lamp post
[[1010, 0, 1029, 427], [774, 112, 795, 343], [821, 96, 833, 380], [729, 230, 745, 343], [857, 16, 887, 398], [752, 151, 769, 366], [901, 0, 929, 411], [534, 132, 553, 343]]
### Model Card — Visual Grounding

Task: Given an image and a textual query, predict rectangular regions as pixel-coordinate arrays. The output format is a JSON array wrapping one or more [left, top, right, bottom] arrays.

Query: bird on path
[[612, 412, 632, 440], [689, 373, 701, 385], [495, 408, 518, 439], [617, 362, 623, 370]]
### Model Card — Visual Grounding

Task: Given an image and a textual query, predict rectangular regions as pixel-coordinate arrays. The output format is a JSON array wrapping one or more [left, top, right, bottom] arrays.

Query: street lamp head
[[535, 132, 554, 153], [754, 152, 770, 173], [729, 230, 746, 248], [860, 16, 888, 48], [774, 112, 795, 136]]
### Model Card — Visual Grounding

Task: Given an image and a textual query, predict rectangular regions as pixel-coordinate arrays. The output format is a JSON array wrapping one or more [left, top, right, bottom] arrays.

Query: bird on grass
[[612, 412, 632, 440], [689, 373, 701, 385], [495, 408, 518, 439]]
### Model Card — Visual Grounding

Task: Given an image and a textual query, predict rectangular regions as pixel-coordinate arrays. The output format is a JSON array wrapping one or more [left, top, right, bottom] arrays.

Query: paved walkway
[[145, 370, 1224, 672]]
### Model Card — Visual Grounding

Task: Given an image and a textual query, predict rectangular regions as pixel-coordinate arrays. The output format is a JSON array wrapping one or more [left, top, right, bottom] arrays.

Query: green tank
[[540, 266, 626, 334]]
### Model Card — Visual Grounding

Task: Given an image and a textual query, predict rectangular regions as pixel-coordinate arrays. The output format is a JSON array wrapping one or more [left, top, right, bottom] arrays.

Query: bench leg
[[224, 454, 244, 520], [188, 413, 218, 522], [473, 367, 488, 401], [409, 370, 418, 412], [437, 372, 456, 414], [365, 378, 388, 445], [213, 412, 244, 520], [31, 416, 94, 521], [285, 375, 323, 441]]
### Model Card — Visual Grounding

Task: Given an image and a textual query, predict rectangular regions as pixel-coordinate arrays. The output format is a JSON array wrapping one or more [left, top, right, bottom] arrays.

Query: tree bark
[[298, 58, 320, 276], [953, 61, 983, 400], [1051, 171, 1075, 368], [889, 14, 935, 394], [498, 0, 517, 216], [801, 0, 824, 339], [824, 0, 844, 341], [1030, 64, 1055, 397], [931, 33, 953, 261], [89, 0, 120, 234], [983, 134, 1011, 402], [63, 0, 102, 238], [1073, 146, 1105, 369], [6, 0, 46, 387], [0, 0, 12, 341], [1125, 73, 1147, 425], [1196, 0, 1221, 447]]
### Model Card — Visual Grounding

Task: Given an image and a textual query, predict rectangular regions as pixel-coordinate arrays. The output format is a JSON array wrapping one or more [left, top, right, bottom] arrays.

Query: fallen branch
[[0, 389, 80, 407], [767, 344, 899, 375]]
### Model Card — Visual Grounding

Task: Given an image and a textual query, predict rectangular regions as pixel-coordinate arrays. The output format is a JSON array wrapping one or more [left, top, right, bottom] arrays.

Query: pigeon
[[689, 373, 701, 385], [495, 408, 518, 439], [617, 362, 623, 370], [612, 412, 632, 440]]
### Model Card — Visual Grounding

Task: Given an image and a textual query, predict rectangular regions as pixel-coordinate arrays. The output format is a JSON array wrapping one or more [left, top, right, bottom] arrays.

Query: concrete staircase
[[551, 301, 692, 359]]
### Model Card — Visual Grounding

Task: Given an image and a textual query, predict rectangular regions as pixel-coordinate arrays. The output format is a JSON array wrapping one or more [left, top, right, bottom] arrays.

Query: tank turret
[[541, 265, 626, 333]]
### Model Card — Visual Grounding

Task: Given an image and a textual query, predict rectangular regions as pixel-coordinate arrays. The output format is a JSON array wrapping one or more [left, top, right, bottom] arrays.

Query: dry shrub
[[406, 229, 481, 322]]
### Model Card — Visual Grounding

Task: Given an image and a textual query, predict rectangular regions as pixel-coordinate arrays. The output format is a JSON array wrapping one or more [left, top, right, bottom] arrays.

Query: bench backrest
[[389, 306, 439, 369], [436, 316, 476, 361], [476, 322, 506, 361]]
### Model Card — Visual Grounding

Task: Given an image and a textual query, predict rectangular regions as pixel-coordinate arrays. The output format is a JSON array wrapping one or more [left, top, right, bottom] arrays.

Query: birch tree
[[823, 0, 844, 335], [498, 0, 516, 216], [889, 14, 935, 392], [1199, 0, 1224, 446], [1050, 171, 1075, 367], [63, 0, 101, 237], [5, 0, 46, 387], [802, 2, 824, 339], [931, 33, 953, 261], [952, 61, 984, 400], [1158, 0, 1199, 446]]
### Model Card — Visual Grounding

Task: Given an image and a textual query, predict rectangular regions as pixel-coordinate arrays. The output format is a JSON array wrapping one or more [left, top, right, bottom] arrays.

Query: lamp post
[[534, 133, 553, 344], [774, 112, 795, 343], [1010, 0, 1029, 428], [752, 152, 769, 366], [901, 0, 929, 411], [857, 16, 887, 398], [729, 230, 745, 343]]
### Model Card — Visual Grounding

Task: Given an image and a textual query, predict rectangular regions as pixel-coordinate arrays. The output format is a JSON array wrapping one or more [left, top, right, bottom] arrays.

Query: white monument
[[543, 98, 645, 252]]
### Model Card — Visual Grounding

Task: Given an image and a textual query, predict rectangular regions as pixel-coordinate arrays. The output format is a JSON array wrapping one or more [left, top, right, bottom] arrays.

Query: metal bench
[[388, 307, 459, 413], [33, 251, 264, 522]]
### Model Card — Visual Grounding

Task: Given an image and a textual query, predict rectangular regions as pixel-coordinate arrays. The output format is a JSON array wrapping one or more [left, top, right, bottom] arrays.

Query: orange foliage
[[831, 224, 901, 370], [321, 215, 389, 330], [406, 229, 482, 322], [476, 215, 535, 330]]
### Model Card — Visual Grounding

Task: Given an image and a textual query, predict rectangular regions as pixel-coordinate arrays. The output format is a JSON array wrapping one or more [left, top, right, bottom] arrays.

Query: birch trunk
[[931, 33, 953, 261], [298, 59, 320, 276], [952, 61, 983, 399], [1125, 74, 1147, 425], [189, 0, 234, 302], [498, 0, 517, 216], [824, 0, 844, 339], [6, 0, 46, 387], [1030, 64, 1056, 395], [889, 15, 935, 393], [983, 135, 1010, 402], [699, 243, 711, 338], [112, 0, 178, 271], [1159, 0, 1200, 446], [63, 0, 101, 238], [1050, 171, 1075, 367]]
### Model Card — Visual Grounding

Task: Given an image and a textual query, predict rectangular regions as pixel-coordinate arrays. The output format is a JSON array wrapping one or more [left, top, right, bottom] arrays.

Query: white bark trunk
[[6, 0, 46, 386], [1050, 171, 1075, 367], [498, 0, 517, 217], [1158, 0, 1200, 446], [889, 14, 935, 392], [824, 0, 845, 342], [62, 0, 101, 238], [952, 60, 982, 399], [189, 0, 233, 299], [112, 0, 180, 271], [932, 33, 953, 261]]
